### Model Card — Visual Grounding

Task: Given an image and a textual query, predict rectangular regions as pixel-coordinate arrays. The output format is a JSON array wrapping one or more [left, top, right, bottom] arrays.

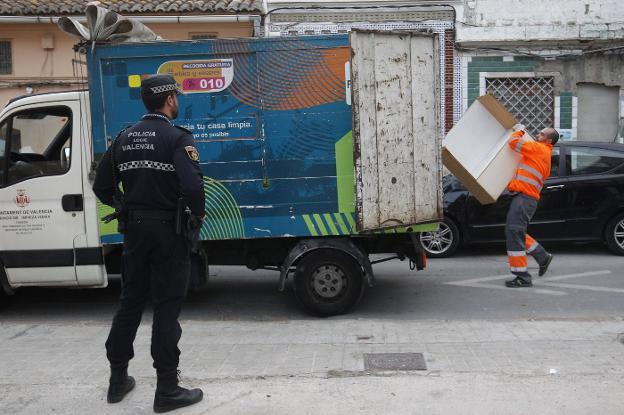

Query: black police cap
[[140, 74, 184, 98]]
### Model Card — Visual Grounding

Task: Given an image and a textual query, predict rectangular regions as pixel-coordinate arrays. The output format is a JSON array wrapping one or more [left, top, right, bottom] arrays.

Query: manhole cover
[[364, 353, 427, 371]]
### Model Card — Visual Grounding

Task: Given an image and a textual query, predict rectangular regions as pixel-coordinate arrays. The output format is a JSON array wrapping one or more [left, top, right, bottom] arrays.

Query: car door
[[464, 146, 565, 242], [559, 145, 624, 240], [0, 100, 100, 286], [526, 146, 569, 240]]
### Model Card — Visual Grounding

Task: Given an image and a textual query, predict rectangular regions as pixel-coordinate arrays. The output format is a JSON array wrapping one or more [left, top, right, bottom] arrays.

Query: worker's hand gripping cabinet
[[441, 94, 534, 204]]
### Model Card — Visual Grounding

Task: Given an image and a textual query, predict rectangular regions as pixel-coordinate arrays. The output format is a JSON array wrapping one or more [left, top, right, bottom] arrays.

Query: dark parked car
[[419, 141, 624, 257]]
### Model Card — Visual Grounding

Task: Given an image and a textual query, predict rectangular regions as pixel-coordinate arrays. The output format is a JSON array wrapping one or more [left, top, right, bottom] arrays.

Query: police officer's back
[[93, 74, 205, 413]]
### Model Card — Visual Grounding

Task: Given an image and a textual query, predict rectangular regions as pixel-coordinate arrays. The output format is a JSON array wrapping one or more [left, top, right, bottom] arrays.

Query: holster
[[116, 210, 127, 234], [176, 198, 202, 252], [113, 197, 127, 234], [185, 214, 202, 252], [101, 201, 127, 234]]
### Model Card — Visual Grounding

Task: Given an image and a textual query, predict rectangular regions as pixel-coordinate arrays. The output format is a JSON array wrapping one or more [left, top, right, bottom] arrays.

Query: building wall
[[457, 0, 624, 44], [0, 21, 253, 107], [456, 0, 624, 142], [460, 52, 624, 141]]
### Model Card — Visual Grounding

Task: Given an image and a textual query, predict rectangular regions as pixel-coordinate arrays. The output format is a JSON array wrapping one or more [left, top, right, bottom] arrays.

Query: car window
[[550, 147, 560, 177], [566, 146, 624, 176]]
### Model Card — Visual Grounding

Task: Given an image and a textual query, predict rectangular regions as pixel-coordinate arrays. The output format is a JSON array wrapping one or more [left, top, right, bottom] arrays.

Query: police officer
[[93, 74, 205, 413]]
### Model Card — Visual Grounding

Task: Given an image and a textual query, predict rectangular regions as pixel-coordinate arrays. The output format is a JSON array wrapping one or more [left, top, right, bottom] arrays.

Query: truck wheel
[[293, 249, 364, 317], [605, 212, 624, 255]]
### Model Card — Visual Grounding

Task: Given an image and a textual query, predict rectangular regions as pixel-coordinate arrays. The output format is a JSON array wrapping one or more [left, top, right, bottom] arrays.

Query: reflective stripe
[[514, 175, 543, 191], [514, 136, 529, 153], [507, 251, 526, 257], [519, 164, 544, 182], [118, 160, 175, 172], [510, 266, 528, 272], [508, 255, 528, 268], [526, 241, 539, 253]]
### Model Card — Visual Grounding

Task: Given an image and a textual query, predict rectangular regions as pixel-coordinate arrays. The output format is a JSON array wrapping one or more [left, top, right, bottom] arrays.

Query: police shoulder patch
[[185, 146, 200, 162]]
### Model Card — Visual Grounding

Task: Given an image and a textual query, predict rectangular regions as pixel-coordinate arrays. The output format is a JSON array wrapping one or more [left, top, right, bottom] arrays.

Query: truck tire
[[293, 249, 365, 317], [605, 212, 624, 255]]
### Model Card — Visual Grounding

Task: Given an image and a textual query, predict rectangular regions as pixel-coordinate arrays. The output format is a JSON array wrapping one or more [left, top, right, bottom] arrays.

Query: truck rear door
[[350, 30, 442, 232]]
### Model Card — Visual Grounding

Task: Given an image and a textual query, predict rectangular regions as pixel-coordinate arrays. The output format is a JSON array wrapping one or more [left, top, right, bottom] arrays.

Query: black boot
[[505, 274, 533, 288], [107, 363, 135, 404], [153, 370, 203, 413], [538, 254, 553, 277]]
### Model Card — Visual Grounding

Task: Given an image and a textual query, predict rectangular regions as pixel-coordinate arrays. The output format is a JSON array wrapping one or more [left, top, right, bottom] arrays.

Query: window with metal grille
[[486, 77, 554, 136], [0, 40, 11, 74], [189, 32, 217, 40]]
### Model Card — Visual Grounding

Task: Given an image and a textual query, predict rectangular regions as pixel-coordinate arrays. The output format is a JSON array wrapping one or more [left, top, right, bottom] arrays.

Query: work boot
[[538, 254, 553, 277], [505, 275, 532, 288], [107, 363, 135, 404], [153, 370, 203, 413]]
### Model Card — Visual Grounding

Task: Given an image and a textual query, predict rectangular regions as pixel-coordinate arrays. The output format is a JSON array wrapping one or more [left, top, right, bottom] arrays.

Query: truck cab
[[0, 91, 107, 291]]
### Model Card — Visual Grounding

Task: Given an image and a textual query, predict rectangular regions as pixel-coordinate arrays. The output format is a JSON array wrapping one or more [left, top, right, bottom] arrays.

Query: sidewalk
[[1, 317, 623, 414]]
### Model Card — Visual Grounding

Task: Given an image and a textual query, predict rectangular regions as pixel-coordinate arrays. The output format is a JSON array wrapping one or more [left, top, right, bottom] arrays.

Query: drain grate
[[364, 353, 427, 371]]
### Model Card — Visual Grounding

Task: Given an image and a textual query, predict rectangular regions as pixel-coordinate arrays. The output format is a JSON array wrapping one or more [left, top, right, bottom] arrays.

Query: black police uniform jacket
[[93, 112, 205, 217]]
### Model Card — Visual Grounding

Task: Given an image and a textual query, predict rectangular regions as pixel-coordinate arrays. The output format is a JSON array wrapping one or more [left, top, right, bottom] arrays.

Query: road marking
[[444, 270, 617, 296], [445, 275, 567, 296], [542, 282, 624, 294], [540, 270, 612, 282]]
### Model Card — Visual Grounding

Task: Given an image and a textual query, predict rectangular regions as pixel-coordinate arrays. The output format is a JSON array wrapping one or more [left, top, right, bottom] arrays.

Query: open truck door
[[350, 30, 443, 232], [0, 95, 106, 288]]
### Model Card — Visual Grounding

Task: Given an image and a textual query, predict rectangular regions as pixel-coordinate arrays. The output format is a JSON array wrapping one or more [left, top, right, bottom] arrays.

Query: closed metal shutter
[[577, 83, 619, 142]]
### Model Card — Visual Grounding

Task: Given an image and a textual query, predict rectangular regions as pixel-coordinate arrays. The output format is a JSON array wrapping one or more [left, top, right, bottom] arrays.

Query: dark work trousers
[[505, 193, 549, 279], [105, 215, 190, 372]]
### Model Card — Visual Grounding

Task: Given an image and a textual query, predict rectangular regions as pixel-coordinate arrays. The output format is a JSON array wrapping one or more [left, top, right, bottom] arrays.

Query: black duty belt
[[127, 210, 176, 221]]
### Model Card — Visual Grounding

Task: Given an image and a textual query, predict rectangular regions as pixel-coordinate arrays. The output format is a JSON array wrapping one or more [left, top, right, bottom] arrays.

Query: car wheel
[[605, 212, 624, 255], [293, 249, 365, 317], [418, 218, 460, 258]]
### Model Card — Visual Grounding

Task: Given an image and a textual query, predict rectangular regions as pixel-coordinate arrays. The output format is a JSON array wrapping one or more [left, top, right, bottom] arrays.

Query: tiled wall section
[[466, 56, 541, 105], [463, 55, 576, 140], [555, 91, 576, 140]]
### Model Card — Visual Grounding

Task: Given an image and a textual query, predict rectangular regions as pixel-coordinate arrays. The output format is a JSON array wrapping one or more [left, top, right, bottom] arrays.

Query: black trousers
[[105, 216, 190, 372], [505, 194, 549, 278]]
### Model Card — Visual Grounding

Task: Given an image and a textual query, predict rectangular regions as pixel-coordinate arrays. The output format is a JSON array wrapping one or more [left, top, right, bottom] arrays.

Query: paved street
[[1, 243, 623, 414]]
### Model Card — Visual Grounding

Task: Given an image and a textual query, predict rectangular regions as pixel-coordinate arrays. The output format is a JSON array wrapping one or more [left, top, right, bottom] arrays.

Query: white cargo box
[[442, 94, 530, 204]]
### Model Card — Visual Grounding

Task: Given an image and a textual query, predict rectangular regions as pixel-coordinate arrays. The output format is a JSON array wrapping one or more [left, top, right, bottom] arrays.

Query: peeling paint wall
[[458, 0, 624, 44]]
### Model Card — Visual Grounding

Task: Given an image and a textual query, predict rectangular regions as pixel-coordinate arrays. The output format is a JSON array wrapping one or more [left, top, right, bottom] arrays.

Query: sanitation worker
[[504, 127, 557, 288]]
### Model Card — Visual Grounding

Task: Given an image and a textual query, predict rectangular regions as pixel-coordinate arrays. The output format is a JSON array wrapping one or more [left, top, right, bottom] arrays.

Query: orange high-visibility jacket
[[507, 131, 553, 200]]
